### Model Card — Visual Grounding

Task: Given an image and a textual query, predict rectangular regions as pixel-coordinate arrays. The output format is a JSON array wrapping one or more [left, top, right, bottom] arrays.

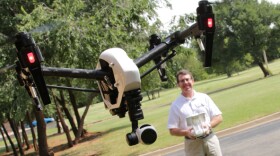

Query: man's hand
[[169, 128, 196, 139], [202, 123, 211, 135], [186, 127, 196, 140]]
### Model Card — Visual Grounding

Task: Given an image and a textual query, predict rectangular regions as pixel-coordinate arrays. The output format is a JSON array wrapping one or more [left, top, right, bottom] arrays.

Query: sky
[[157, 0, 280, 29]]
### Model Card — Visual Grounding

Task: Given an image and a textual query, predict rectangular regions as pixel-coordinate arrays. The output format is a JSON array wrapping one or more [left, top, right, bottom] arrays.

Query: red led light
[[27, 52, 36, 64], [207, 18, 213, 28]]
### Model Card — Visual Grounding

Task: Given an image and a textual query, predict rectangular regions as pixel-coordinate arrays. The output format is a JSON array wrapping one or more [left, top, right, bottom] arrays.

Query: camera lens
[[126, 132, 138, 146], [140, 128, 157, 144]]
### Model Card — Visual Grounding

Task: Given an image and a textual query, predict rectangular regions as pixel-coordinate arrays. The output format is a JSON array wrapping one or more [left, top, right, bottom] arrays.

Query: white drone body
[[96, 48, 141, 110]]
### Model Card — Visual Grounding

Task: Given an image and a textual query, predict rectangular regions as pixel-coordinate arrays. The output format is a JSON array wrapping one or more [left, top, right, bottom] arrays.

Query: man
[[167, 69, 223, 156]]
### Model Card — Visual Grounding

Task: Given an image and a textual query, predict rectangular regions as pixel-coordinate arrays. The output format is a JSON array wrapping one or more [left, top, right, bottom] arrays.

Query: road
[[163, 119, 280, 156], [221, 119, 280, 156], [141, 113, 280, 156]]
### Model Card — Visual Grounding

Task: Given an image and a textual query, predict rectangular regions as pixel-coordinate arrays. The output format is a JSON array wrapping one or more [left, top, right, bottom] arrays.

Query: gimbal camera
[[13, 0, 215, 146]]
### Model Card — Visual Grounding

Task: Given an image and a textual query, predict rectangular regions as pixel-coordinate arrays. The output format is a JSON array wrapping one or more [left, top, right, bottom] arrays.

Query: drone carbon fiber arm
[[135, 0, 215, 69]]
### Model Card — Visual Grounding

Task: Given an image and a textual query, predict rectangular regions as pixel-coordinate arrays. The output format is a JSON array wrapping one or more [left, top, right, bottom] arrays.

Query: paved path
[[141, 112, 280, 156], [221, 119, 280, 156]]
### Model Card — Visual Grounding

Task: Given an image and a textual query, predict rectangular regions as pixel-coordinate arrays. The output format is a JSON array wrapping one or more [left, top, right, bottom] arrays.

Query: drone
[[13, 1, 215, 146]]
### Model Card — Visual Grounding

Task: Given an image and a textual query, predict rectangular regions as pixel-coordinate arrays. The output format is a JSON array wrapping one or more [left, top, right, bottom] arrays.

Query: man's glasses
[[178, 78, 192, 83]]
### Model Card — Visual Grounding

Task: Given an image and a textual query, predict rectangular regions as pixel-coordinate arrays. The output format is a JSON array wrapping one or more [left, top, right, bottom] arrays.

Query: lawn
[[1, 59, 280, 156]]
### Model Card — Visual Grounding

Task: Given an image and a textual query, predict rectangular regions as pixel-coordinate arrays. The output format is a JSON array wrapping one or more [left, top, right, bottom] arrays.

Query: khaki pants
[[184, 133, 222, 156]]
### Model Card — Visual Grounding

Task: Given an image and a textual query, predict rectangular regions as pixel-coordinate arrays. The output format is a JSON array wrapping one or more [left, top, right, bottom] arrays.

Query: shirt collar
[[181, 90, 197, 101]]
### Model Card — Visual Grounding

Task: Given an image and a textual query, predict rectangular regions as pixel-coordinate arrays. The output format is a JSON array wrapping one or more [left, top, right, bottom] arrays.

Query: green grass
[[212, 74, 280, 130], [1, 59, 280, 155]]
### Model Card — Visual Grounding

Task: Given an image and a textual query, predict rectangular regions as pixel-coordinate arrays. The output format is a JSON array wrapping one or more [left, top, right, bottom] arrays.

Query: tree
[[51, 89, 73, 147], [55, 89, 79, 137], [0, 124, 9, 152], [25, 111, 39, 151], [73, 92, 96, 144], [212, 0, 280, 77], [7, 116, 24, 155], [33, 105, 53, 156], [20, 121, 30, 150], [0, 73, 22, 156], [0, 1, 55, 154], [1, 123, 17, 156]]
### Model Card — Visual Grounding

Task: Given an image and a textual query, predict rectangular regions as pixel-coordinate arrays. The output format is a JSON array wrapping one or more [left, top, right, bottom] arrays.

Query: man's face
[[177, 74, 194, 93]]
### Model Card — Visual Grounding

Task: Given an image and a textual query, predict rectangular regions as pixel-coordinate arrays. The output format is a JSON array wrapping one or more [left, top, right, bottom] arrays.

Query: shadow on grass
[[50, 132, 103, 154], [102, 124, 131, 135], [47, 124, 130, 155], [206, 78, 263, 95], [2, 132, 104, 156], [195, 76, 228, 87]]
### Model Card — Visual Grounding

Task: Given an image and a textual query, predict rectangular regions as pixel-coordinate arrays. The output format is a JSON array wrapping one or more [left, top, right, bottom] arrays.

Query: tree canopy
[[212, 0, 280, 76]]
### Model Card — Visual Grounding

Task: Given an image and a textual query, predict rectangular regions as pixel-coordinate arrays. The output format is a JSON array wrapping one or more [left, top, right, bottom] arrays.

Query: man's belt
[[185, 131, 212, 140]]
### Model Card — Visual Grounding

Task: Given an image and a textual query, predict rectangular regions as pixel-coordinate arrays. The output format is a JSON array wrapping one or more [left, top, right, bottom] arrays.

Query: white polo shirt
[[167, 90, 222, 130]]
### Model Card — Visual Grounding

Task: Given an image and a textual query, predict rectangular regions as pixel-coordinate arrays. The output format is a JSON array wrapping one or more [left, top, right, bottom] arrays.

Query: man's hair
[[176, 69, 194, 83]]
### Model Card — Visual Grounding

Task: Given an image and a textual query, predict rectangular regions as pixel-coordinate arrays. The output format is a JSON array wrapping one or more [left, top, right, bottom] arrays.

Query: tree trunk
[[58, 90, 78, 136], [33, 105, 53, 156], [20, 121, 30, 150], [68, 89, 88, 137], [68, 89, 82, 133], [56, 102, 73, 147], [73, 92, 95, 144], [55, 116, 62, 134], [225, 66, 233, 77], [66, 80, 83, 137], [157, 88, 161, 97], [26, 111, 38, 151], [257, 62, 270, 77], [152, 91, 156, 99], [146, 91, 151, 100], [14, 121, 23, 147], [51, 90, 73, 147], [1, 123, 17, 156], [7, 116, 24, 155], [0, 123, 10, 152]]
